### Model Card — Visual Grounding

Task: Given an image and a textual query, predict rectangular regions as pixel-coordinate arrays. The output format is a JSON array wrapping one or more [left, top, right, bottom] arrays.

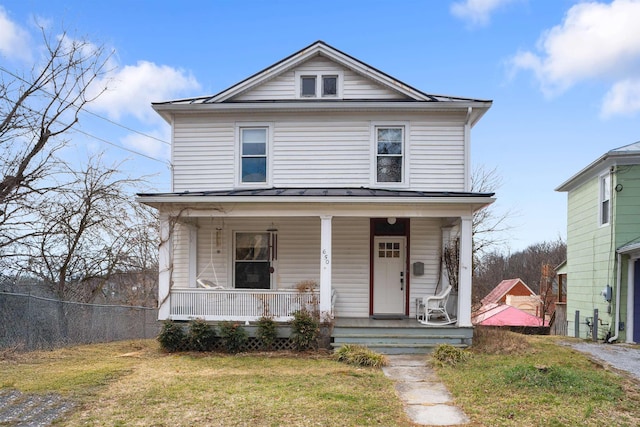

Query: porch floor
[[334, 317, 459, 328]]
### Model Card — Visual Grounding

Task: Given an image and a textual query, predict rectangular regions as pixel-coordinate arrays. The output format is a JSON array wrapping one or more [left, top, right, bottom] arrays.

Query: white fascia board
[[152, 100, 491, 115]]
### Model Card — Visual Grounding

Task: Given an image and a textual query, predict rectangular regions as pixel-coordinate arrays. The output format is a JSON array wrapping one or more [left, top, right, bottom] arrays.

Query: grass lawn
[[435, 328, 640, 427], [2, 331, 640, 426], [0, 340, 413, 427]]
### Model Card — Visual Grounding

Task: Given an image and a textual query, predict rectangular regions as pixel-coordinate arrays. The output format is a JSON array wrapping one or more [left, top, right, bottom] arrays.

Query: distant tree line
[[472, 239, 566, 305]]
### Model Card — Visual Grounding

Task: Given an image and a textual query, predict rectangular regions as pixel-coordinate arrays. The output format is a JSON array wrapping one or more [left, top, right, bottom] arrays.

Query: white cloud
[[121, 125, 171, 161], [510, 0, 640, 116], [90, 60, 200, 123], [451, 0, 517, 27], [601, 78, 640, 118], [0, 7, 32, 62]]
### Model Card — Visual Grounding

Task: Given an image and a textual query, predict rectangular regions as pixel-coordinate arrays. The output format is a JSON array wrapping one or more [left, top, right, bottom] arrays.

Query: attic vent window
[[322, 76, 337, 96], [295, 71, 343, 99], [301, 76, 316, 97]]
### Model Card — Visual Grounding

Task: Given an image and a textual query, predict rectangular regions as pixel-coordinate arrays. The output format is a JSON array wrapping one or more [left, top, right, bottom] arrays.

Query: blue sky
[[1, 0, 639, 252]]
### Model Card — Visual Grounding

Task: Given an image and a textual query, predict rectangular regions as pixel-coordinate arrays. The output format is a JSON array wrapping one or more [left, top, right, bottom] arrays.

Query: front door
[[373, 237, 406, 315]]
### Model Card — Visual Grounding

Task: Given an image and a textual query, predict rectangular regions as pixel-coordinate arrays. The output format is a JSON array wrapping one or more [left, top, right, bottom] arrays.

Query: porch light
[[387, 217, 397, 225]]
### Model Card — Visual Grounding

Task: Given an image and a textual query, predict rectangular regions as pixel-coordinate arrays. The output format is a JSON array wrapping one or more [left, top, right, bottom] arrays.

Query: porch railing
[[169, 288, 320, 322]]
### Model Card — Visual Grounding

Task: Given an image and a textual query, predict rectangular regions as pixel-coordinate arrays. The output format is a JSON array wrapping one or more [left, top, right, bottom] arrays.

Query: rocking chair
[[417, 285, 455, 325]]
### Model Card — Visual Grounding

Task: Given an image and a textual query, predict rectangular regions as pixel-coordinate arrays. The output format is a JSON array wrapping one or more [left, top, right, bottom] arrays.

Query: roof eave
[[556, 149, 640, 192], [137, 194, 495, 207]]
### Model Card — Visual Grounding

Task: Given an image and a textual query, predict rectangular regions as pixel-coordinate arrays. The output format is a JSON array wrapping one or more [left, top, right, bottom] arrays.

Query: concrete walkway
[[382, 355, 469, 426]]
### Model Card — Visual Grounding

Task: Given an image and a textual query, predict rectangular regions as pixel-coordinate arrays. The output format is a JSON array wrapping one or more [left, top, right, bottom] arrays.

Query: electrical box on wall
[[601, 285, 612, 302], [413, 262, 424, 276]]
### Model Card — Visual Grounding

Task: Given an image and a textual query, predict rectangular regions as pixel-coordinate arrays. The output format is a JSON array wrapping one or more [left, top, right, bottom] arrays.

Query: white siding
[[171, 222, 191, 288], [332, 218, 371, 317], [272, 119, 371, 187], [173, 116, 235, 192], [234, 56, 407, 101], [410, 119, 466, 191], [409, 218, 443, 317], [171, 111, 467, 193]]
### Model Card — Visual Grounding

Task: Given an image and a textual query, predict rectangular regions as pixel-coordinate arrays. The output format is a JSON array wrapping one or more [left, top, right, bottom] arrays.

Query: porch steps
[[331, 319, 473, 355]]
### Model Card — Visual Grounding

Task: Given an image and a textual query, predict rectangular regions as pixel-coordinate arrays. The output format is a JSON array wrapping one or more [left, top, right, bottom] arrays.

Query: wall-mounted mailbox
[[413, 262, 424, 276]]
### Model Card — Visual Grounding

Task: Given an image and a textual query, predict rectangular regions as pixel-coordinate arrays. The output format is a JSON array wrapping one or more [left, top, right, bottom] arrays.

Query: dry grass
[[435, 327, 640, 426], [0, 340, 414, 427]]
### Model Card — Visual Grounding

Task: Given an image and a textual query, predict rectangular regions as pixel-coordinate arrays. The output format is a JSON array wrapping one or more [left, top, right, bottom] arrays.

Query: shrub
[[431, 344, 471, 367], [256, 316, 278, 350], [157, 320, 186, 352], [290, 309, 319, 351], [219, 321, 249, 354], [333, 344, 388, 367], [187, 319, 217, 352], [471, 326, 530, 355]]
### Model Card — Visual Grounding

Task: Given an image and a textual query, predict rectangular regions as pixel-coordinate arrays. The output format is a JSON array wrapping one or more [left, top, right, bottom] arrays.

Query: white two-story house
[[138, 41, 494, 351]]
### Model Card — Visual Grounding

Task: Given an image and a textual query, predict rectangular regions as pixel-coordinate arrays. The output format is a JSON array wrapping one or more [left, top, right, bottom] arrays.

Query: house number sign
[[322, 249, 330, 265]]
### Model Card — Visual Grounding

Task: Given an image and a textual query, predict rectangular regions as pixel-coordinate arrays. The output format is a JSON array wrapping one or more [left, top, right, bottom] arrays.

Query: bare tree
[[16, 156, 157, 303], [0, 26, 111, 250], [471, 165, 514, 258]]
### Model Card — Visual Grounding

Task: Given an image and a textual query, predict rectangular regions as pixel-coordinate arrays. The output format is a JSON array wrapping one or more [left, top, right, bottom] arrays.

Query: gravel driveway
[[0, 389, 75, 427], [563, 341, 640, 381]]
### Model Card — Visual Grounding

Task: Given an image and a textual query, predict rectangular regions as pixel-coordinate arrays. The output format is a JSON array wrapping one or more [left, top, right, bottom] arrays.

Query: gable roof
[[481, 278, 536, 305], [152, 41, 492, 125], [472, 303, 547, 327], [556, 141, 640, 192]]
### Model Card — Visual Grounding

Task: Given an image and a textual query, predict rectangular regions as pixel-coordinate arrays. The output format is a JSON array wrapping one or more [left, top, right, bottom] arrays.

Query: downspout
[[608, 165, 620, 343], [608, 252, 622, 343], [464, 107, 472, 192]]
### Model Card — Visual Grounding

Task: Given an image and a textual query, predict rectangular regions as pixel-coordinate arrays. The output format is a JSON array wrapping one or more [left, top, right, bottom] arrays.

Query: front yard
[[1, 332, 640, 426]]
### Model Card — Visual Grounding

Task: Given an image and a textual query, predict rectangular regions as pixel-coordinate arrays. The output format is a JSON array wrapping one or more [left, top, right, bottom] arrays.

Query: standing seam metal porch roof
[[137, 187, 495, 199]]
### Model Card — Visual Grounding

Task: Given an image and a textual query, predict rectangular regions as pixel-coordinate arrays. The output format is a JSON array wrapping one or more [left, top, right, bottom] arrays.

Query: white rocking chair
[[417, 285, 455, 325]]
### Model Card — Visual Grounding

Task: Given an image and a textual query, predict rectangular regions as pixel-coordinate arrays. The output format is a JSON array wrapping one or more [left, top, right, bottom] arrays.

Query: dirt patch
[[0, 389, 76, 426]]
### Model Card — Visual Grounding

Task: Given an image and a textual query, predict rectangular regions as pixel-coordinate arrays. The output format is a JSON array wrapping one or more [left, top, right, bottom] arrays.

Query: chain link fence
[[0, 291, 160, 351]]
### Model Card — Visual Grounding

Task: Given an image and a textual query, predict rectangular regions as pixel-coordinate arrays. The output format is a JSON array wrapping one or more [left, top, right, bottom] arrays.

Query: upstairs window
[[600, 173, 611, 225], [295, 71, 342, 98], [240, 127, 267, 183], [376, 127, 404, 183]]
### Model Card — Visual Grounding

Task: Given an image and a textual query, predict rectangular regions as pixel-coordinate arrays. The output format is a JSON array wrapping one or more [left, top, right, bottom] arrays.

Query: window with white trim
[[240, 127, 268, 184], [234, 232, 271, 289], [375, 126, 404, 183], [600, 173, 611, 225], [295, 71, 342, 98]]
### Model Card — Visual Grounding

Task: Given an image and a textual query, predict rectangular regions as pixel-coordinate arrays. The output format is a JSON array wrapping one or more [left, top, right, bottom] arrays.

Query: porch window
[[376, 127, 404, 183], [234, 232, 271, 289], [240, 128, 267, 183], [600, 173, 610, 225]]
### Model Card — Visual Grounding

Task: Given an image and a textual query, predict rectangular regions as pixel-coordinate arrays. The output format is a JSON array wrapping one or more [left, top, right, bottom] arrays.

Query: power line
[[71, 126, 171, 166], [0, 65, 171, 146]]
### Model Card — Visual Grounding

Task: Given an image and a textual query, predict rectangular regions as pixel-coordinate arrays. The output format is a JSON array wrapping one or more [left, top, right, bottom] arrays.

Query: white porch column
[[458, 216, 473, 327], [158, 213, 173, 320], [319, 215, 333, 316]]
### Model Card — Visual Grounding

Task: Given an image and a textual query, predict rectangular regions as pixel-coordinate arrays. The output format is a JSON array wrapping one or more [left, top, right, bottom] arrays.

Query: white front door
[[373, 237, 406, 315]]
